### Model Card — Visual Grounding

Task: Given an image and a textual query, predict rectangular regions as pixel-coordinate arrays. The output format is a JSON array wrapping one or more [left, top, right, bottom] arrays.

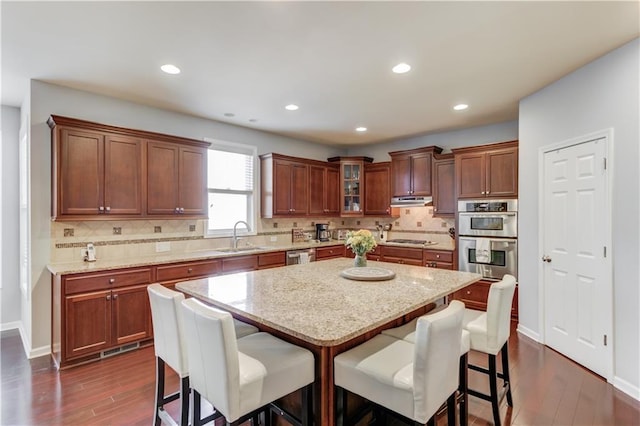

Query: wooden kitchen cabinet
[[380, 245, 424, 266], [147, 141, 207, 217], [49, 117, 143, 218], [317, 245, 345, 260], [451, 280, 518, 319], [257, 251, 287, 269], [365, 245, 382, 261], [308, 163, 340, 216], [328, 156, 373, 217], [432, 154, 455, 217], [49, 115, 210, 220], [389, 146, 443, 197], [53, 267, 154, 368], [364, 162, 393, 216], [261, 154, 309, 217], [453, 140, 518, 199], [423, 249, 454, 270]]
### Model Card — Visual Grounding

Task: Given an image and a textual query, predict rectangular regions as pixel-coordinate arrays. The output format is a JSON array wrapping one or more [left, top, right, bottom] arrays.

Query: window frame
[[204, 138, 258, 238]]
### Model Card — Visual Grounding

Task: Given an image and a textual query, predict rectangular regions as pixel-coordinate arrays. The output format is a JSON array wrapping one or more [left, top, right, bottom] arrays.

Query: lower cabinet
[[317, 245, 346, 260], [451, 280, 519, 319], [380, 246, 424, 266], [423, 249, 454, 270], [54, 267, 154, 368]]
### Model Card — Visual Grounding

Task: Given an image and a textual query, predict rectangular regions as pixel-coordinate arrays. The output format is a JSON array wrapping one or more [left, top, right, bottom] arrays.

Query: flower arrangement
[[344, 229, 377, 256]]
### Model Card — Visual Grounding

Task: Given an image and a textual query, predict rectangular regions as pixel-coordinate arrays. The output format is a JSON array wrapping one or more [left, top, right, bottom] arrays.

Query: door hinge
[[604, 335, 607, 346], [604, 246, 607, 258], [603, 158, 607, 170]]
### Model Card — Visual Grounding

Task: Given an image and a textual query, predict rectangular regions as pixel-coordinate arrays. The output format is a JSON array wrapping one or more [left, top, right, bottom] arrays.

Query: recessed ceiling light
[[160, 64, 181, 74], [249, 119, 258, 123], [355, 127, 367, 132], [392, 63, 411, 74], [224, 113, 235, 117], [453, 104, 469, 111], [285, 104, 299, 111]]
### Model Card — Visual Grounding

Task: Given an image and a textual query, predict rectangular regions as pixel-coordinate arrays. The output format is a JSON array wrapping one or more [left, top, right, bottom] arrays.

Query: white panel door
[[542, 137, 610, 378]]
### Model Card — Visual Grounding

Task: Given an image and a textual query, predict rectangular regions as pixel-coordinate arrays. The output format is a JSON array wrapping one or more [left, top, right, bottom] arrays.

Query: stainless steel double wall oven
[[457, 199, 518, 280]]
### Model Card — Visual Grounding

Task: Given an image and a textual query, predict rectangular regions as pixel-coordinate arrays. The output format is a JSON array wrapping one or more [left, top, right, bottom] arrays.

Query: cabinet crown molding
[[451, 140, 518, 155], [388, 146, 443, 157]]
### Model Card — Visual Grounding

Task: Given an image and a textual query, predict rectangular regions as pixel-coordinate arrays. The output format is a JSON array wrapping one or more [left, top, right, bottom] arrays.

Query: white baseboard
[[0, 321, 22, 332], [516, 323, 541, 342], [613, 376, 640, 401], [29, 345, 51, 359]]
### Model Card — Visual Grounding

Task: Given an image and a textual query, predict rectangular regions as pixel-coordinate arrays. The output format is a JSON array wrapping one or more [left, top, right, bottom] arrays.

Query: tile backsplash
[[50, 206, 454, 263]]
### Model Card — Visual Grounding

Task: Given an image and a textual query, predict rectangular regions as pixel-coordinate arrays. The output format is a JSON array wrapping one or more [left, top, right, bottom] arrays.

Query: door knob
[[541, 255, 552, 263]]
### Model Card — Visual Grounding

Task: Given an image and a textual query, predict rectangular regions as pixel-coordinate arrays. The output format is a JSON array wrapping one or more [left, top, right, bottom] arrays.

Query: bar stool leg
[[488, 354, 501, 426], [447, 393, 457, 426], [179, 376, 190, 426], [501, 342, 513, 407], [301, 383, 313, 426], [153, 357, 165, 426], [336, 386, 347, 426], [459, 353, 468, 426]]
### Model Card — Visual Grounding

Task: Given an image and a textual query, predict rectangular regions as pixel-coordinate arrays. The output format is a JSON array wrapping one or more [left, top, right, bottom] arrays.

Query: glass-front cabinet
[[328, 156, 373, 217]]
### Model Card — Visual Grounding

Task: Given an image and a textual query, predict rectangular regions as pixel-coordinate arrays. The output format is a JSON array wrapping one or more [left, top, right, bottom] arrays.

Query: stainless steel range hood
[[390, 196, 432, 207]]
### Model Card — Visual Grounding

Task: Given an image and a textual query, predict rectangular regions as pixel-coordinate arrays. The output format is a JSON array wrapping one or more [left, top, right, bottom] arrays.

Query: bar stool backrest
[[486, 275, 517, 353]]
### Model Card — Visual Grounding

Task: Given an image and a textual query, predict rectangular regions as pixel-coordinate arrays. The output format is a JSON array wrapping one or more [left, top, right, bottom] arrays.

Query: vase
[[354, 253, 367, 267]]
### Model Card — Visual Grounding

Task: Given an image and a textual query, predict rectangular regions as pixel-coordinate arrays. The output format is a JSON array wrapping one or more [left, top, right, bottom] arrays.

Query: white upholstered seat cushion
[[181, 298, 314, 423], [233, 318, 259, 339], [335, 301, 465, 423]]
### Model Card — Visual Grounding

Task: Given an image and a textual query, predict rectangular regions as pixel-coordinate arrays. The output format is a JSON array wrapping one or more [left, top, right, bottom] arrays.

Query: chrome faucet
[[232, 220, 251, 250]]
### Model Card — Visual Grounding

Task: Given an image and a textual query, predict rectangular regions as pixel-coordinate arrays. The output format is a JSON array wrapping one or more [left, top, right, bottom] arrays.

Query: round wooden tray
[[340, 267, 396, 281]]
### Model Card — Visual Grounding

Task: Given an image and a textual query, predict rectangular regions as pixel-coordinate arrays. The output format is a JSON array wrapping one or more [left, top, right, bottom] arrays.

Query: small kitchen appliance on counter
[[316, 223, 330, 242], [333, 229, 349, 240]]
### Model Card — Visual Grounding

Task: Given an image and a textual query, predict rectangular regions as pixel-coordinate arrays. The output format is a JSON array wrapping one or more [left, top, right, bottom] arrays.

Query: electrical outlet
[[80, 249, 88, 259], [270, 236, 277, 242], [156, 242, 170, 252]]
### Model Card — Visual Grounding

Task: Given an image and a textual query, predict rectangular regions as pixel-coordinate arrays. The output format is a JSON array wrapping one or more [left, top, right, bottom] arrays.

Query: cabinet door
[[273, 161, 293, 215], [65, 290, 112, 360], [59, 128, 104, 215], [112, 284, 152, 346], [410, 152, 433, 196], [364, 163, 391, 215], [486, 147, 518, 197], [391, 155, 412, 197], [308, 165, 326, 215], [104, 134, 143, 215], [432, 159, 455, 216], [325, 167, 340, 215], [147, 141, 179, 215], [179, 146, 207, 216], [456, 152, 486, 199], [290, 163, 309, 215]]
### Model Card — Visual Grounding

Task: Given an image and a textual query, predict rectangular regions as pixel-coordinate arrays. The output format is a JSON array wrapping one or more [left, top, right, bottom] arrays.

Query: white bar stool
[[463, 275, 516, 426], [180, 297, 315, 426], [147, 284, 258, 426], [334, 301, 465, 426]]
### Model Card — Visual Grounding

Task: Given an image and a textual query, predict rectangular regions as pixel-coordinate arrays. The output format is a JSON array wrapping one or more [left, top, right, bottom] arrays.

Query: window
[[205, 139, 257, 237]]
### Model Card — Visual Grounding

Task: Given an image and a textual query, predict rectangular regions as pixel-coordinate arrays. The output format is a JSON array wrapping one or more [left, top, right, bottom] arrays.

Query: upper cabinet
[[432, 154, 455, 217], [48, 115, 210, 220], [328, 156, 373, 217], [147, 141, 207, 217], [364, 162, 393, 216], [308, 163, 340, 216], [260, 153, 309, 217], [389, 146, 443, 197], [453, 140, 518, 199]]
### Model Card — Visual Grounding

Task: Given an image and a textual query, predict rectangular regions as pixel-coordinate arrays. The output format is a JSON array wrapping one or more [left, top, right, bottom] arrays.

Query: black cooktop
[[386, 239, 436, 245]]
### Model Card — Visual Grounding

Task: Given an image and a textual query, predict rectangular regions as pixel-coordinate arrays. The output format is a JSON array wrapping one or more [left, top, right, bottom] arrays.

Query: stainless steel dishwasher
[[286, 248, 316, 265]]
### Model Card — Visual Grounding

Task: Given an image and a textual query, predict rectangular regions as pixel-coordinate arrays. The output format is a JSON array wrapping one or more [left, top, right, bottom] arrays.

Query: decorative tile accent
[[405, 209, 410, 215], [154, 226, 162, 233], [63, 228, 74, 237], [293, 222, 297, 227], [189, 225, 196, 232], [113, 227, 122, 235], [273, 223, 278, 228], [417, 221, 422, 227]]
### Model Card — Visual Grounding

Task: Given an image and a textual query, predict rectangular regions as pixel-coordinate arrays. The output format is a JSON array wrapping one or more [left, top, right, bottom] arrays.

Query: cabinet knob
[[486, 191, 490, 195], [109, 278, 115, 284], [179, 207, 185, 214], [113, 294, 118, 299], [386, 208, 390, 213], [187, 268, 193, 273], [436, 254, 440, 258], [175, 207, 180, 213], [106, 294, 111, 301], [99, 206, 105, 212], [105, 206, 111, 212], [466, 290, 471, 295]]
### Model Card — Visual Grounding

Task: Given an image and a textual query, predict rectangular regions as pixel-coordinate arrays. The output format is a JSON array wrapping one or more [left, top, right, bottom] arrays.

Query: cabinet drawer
[[258, 251, 286, 269], [317, 245, 345, 259], [453, 281, 490, 311], [156, 260, 220, 282], [222, 255, 258, 274], [425, 261, 454, 270], [381, 246, 423, 260], [423, 250, 453, 263], [64, 268, 153, 295], [381, 257, 424, 266]]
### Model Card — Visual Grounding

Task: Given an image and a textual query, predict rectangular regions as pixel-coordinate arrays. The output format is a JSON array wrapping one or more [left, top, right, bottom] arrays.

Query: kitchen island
[[176, 257, 480, 425]]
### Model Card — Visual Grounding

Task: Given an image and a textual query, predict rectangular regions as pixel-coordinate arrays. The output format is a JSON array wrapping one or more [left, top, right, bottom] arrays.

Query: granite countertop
[[176, 258, 480, 346], [47, 239, 454, 276]]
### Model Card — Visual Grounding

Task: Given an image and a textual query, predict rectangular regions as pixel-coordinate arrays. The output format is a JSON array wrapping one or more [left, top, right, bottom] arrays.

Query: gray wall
[[1, 106, 21, 327], [346, 120, 518, 160], [519, 38, 639, 393]]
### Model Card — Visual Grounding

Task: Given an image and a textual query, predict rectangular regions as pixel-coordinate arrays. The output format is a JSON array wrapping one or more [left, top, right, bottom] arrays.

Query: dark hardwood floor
[[1, 324, 638, 425]]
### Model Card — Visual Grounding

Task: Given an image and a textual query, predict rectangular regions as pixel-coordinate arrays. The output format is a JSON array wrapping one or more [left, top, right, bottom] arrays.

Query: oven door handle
[[459, 213, 516, 217]]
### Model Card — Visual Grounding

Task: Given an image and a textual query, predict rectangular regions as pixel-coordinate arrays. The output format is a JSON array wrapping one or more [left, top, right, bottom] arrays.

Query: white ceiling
[[2, 1, 638, 145]]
